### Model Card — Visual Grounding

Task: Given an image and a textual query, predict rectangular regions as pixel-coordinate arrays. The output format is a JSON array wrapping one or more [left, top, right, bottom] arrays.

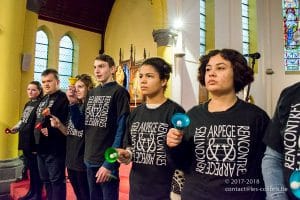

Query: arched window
[[58, 35, 74, 90], [283, 0, 300, 72], [34, 30, 48, 82], [200, 0, 206, 56], [241, 0, 249, 55]]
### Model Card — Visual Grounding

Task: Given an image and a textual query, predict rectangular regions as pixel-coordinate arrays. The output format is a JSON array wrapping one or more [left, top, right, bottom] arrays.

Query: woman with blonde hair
[[50, 74, 94, 200]]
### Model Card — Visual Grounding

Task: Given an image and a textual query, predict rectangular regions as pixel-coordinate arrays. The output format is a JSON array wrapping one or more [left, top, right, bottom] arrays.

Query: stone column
[[20, 0, 40, 108], [152, 29, 177, 98], [214, 0, 243, 50], [172, 53, 185, 104], [0, 0, 39, 198]]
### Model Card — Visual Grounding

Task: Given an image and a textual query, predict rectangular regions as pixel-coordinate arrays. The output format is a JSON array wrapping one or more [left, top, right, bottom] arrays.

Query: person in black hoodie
[[34, 69, 69, 200], [9, 81, 43, 200], [167, 49, 270, 200]]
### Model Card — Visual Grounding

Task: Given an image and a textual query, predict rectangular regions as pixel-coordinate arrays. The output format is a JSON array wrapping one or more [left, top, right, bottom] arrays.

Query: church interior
[[0, 0, 299, 199]]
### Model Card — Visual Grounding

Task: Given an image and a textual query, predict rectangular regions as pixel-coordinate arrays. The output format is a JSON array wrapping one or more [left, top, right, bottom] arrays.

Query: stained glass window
[[283, 0, 300, 72], [58, 35, 74, 89], [34, 30, 48, 82], [242, 0, 249, 56], [200, 0, 206, 56]]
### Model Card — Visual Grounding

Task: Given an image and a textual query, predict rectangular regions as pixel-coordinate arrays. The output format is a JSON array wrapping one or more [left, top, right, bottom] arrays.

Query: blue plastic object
[[290, 170, 300, 198], [171, 113, 190, 130]]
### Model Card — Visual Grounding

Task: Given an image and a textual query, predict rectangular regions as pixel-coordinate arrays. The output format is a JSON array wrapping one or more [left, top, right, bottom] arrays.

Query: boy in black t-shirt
[[35, 69, 69, 200], [67, 54, 130, 200], [262, 82, 300, 200]]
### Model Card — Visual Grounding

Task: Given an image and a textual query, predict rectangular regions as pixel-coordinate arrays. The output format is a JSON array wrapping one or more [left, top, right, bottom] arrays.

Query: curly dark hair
[[198, 49, 254, 93]]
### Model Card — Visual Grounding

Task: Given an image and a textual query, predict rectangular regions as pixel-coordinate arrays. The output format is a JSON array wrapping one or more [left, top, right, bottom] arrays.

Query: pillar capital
[[152, 29, 177, 47], [174, 52, 185, 58]]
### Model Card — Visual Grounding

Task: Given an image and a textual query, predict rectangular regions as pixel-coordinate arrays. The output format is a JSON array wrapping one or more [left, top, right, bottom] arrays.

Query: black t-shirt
[[18, 99, 40, 151], [84, 82, 130, 165], [66, 104, 85, 171], [178, 99, 269, 200], [34, 90, 69, 154], [125, 99, 185, 200], [263, 82, 300, 200]]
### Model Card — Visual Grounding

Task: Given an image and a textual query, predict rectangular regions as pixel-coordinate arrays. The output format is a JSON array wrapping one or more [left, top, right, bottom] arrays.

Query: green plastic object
[[104, 147, 118, 163]]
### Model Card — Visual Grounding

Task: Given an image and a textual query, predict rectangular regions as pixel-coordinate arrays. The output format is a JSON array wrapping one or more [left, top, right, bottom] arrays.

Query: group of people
[[7, 48, 300, 200]]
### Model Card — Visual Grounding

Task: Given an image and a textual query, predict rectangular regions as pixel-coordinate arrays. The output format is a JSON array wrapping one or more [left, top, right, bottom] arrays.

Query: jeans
[[67, 168, 89, 200], [37, 153, 66, 200], [86, 166, 119, 200], [261, 146, 288, 200]]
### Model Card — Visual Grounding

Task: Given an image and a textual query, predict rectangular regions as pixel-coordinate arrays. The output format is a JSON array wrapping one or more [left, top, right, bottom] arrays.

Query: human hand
[[40, 128, 49, 137], [117, 148, 132, 164], [10, 127, 18, 133], [5, 127, 18, 134], [42, 107, 51, 117], [10, 127, 19, 133], [95, 166, 113, 183], [66, 86, 78, 104], [166, 128, 183, 147], [50, 115, 61, 128]]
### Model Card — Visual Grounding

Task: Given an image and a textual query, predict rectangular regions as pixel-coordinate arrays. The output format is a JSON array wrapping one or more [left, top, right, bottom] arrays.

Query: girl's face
[[139, 64, 167, 98], [27, 84, 41, 100], [75, 80, 88, 101], [204, 54, 235, 95]]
